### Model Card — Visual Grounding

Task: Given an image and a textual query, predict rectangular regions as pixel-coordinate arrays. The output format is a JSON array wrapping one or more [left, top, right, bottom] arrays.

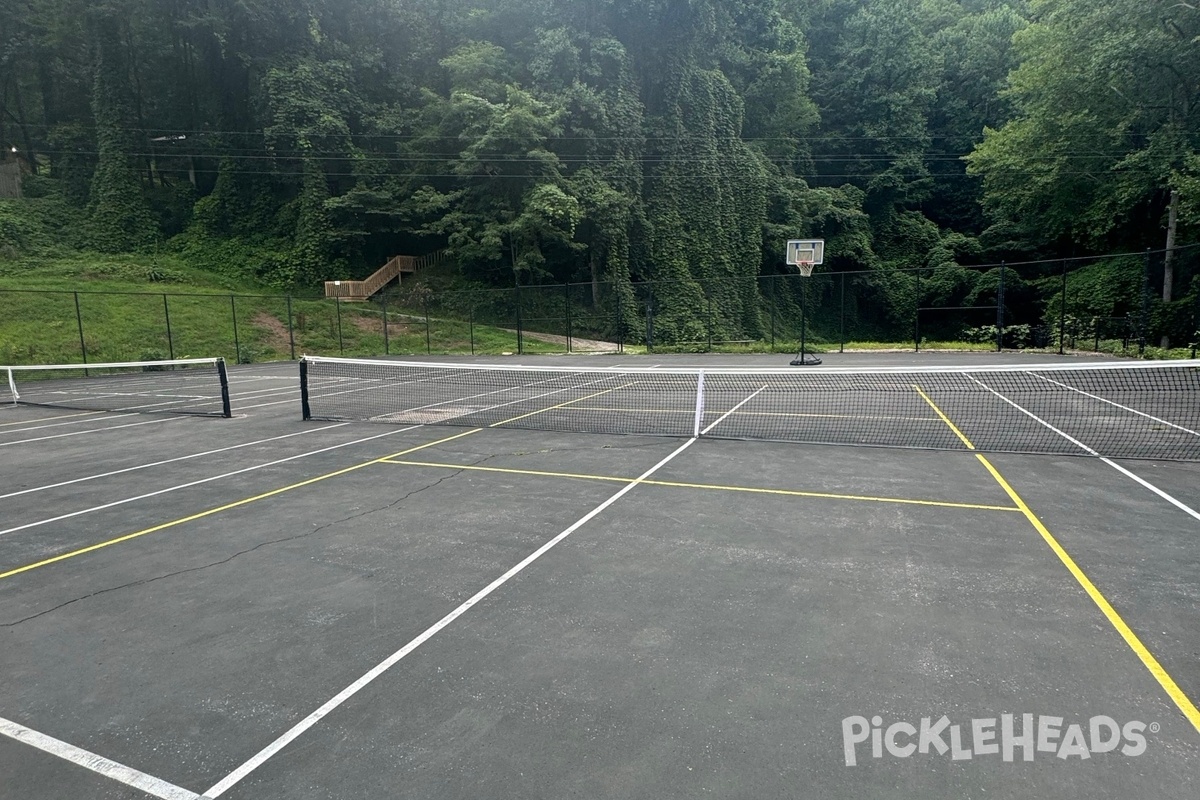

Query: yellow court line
[[489, 382, 638, 427], [0, 410, 105, 427], [557, 406, 942, 423], [916, 385, 1200, 734], [912, 385, 975, 449], [380, 459, 1021, 512], [0, 428, 482, 582]]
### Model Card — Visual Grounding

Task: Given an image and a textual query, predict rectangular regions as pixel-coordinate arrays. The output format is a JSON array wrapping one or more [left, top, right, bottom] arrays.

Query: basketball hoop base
[[789, 354, 822, 366]]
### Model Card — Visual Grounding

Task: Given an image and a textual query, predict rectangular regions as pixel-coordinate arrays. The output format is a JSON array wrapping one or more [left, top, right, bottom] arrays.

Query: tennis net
[[299, 356, 1200, 461], [3, 358, 232, 417]]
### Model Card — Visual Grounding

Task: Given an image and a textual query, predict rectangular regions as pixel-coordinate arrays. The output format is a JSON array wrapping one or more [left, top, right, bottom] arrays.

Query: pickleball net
[[299, 356, 1200, 461], [3, 357, 232, 417]]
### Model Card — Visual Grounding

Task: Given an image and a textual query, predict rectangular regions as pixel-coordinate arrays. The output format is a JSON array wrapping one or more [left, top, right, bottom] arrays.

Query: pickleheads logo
[[841, 714, 1155, 766]]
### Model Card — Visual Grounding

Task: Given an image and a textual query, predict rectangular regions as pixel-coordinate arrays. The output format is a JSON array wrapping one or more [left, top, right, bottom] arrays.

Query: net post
[[287, 295, 296, 360], [163, 294, 175, 360], [299, 358, 312, 420], [6, 367, 18, 403], [693, 370, 706, 438], [74, 291, 88, 376], [216, 357, 232, 418], [616, 291, 624, 354]]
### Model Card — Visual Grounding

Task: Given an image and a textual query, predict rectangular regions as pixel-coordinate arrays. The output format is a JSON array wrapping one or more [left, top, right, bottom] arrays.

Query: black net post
[[1058, 260, 1068, 355], [996, 262, 1006, 352], [217, 357, 232, 417], [73, 291, 88, 373], [1139, 249, 1151, 355], [564, 282, 573, 353], [163, 294, 175, 360], [299, 358, 311, 420], [231, 295, 242, 363], [381, 292, 390, 355], [287, 295, 296, 360]]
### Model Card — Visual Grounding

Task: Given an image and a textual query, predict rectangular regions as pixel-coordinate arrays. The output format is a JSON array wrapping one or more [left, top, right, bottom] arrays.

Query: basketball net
[[797, 261, 814, 277]]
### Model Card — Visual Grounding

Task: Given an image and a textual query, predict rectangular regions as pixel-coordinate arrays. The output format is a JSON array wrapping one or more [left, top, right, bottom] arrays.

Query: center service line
[[202, 437, 699, 798]]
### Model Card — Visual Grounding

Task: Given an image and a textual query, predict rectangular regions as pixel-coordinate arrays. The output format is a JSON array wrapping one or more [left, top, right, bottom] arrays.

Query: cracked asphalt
[[0, 357, 1197, 800]]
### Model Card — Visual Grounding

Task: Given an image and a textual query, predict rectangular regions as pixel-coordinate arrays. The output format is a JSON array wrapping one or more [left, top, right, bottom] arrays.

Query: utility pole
[[1161, 189, 1179, 348]]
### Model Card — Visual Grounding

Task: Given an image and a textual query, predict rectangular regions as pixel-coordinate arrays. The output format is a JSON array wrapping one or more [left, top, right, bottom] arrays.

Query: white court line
[[701, 387, 766, 435], [0, 412, 139, 435], [0, 410, 105, 427], [0, 416, 182, 448], [202, 436, 698, 798], [969, 375, 1200, 523], [1029, 372, 1200, 438], [0, 426, 418, 537], [0, 716, 199, 800], [0, 424, 348, 500]]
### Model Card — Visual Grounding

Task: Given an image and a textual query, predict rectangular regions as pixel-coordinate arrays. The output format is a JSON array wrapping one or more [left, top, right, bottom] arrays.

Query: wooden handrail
[[324, 250, 446, 300]]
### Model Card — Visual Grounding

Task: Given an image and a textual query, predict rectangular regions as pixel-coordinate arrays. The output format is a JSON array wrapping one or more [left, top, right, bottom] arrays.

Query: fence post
[[564, 282, 572, 353], [839, 272, 846, 354], [424, 297, 431, 354], [1138, 249, 1150, 355], [74, 292, 88, 372], [914, 270, 921, 352], [1058, 260, 1067, 355], [616, 291, 624, 355], [470, 303, 476, 356], [231, 294, 242, 363], [334, 296, 343, 355], [769, 276, 776, 353], [996, 261, 1006, 352], [515, 282, 524, 355], [163, 294, 174, 360], [381, 292, 389, 355], [707, 293, 713, 352], [645, 300, 653, 352], [286, 295, 296, 360]]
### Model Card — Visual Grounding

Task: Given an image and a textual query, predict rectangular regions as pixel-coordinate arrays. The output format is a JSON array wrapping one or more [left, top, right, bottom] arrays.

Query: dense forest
[[1, 0, 1197, 346]]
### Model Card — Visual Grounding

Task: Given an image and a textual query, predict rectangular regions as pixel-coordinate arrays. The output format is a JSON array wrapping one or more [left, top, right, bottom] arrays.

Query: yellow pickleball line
[[0, 428, 482, 581], [915, 384, 1200, 734]]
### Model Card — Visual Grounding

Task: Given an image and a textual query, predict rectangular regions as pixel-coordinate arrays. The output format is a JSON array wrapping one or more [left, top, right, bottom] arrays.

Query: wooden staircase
[[324, 251, 448, 300]]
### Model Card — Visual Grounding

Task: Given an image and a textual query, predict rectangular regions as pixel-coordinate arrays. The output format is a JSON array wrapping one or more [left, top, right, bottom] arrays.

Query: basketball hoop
[[797, 261, 814, 278]]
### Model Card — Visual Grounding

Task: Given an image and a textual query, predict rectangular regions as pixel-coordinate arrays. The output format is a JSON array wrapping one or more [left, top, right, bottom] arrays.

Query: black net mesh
[[3, 359, 231, 417], [301, 357, 1200, 461]]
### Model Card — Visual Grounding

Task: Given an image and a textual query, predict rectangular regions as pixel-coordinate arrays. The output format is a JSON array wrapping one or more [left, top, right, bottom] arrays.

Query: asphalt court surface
[[0, 353, 1197, 798]]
